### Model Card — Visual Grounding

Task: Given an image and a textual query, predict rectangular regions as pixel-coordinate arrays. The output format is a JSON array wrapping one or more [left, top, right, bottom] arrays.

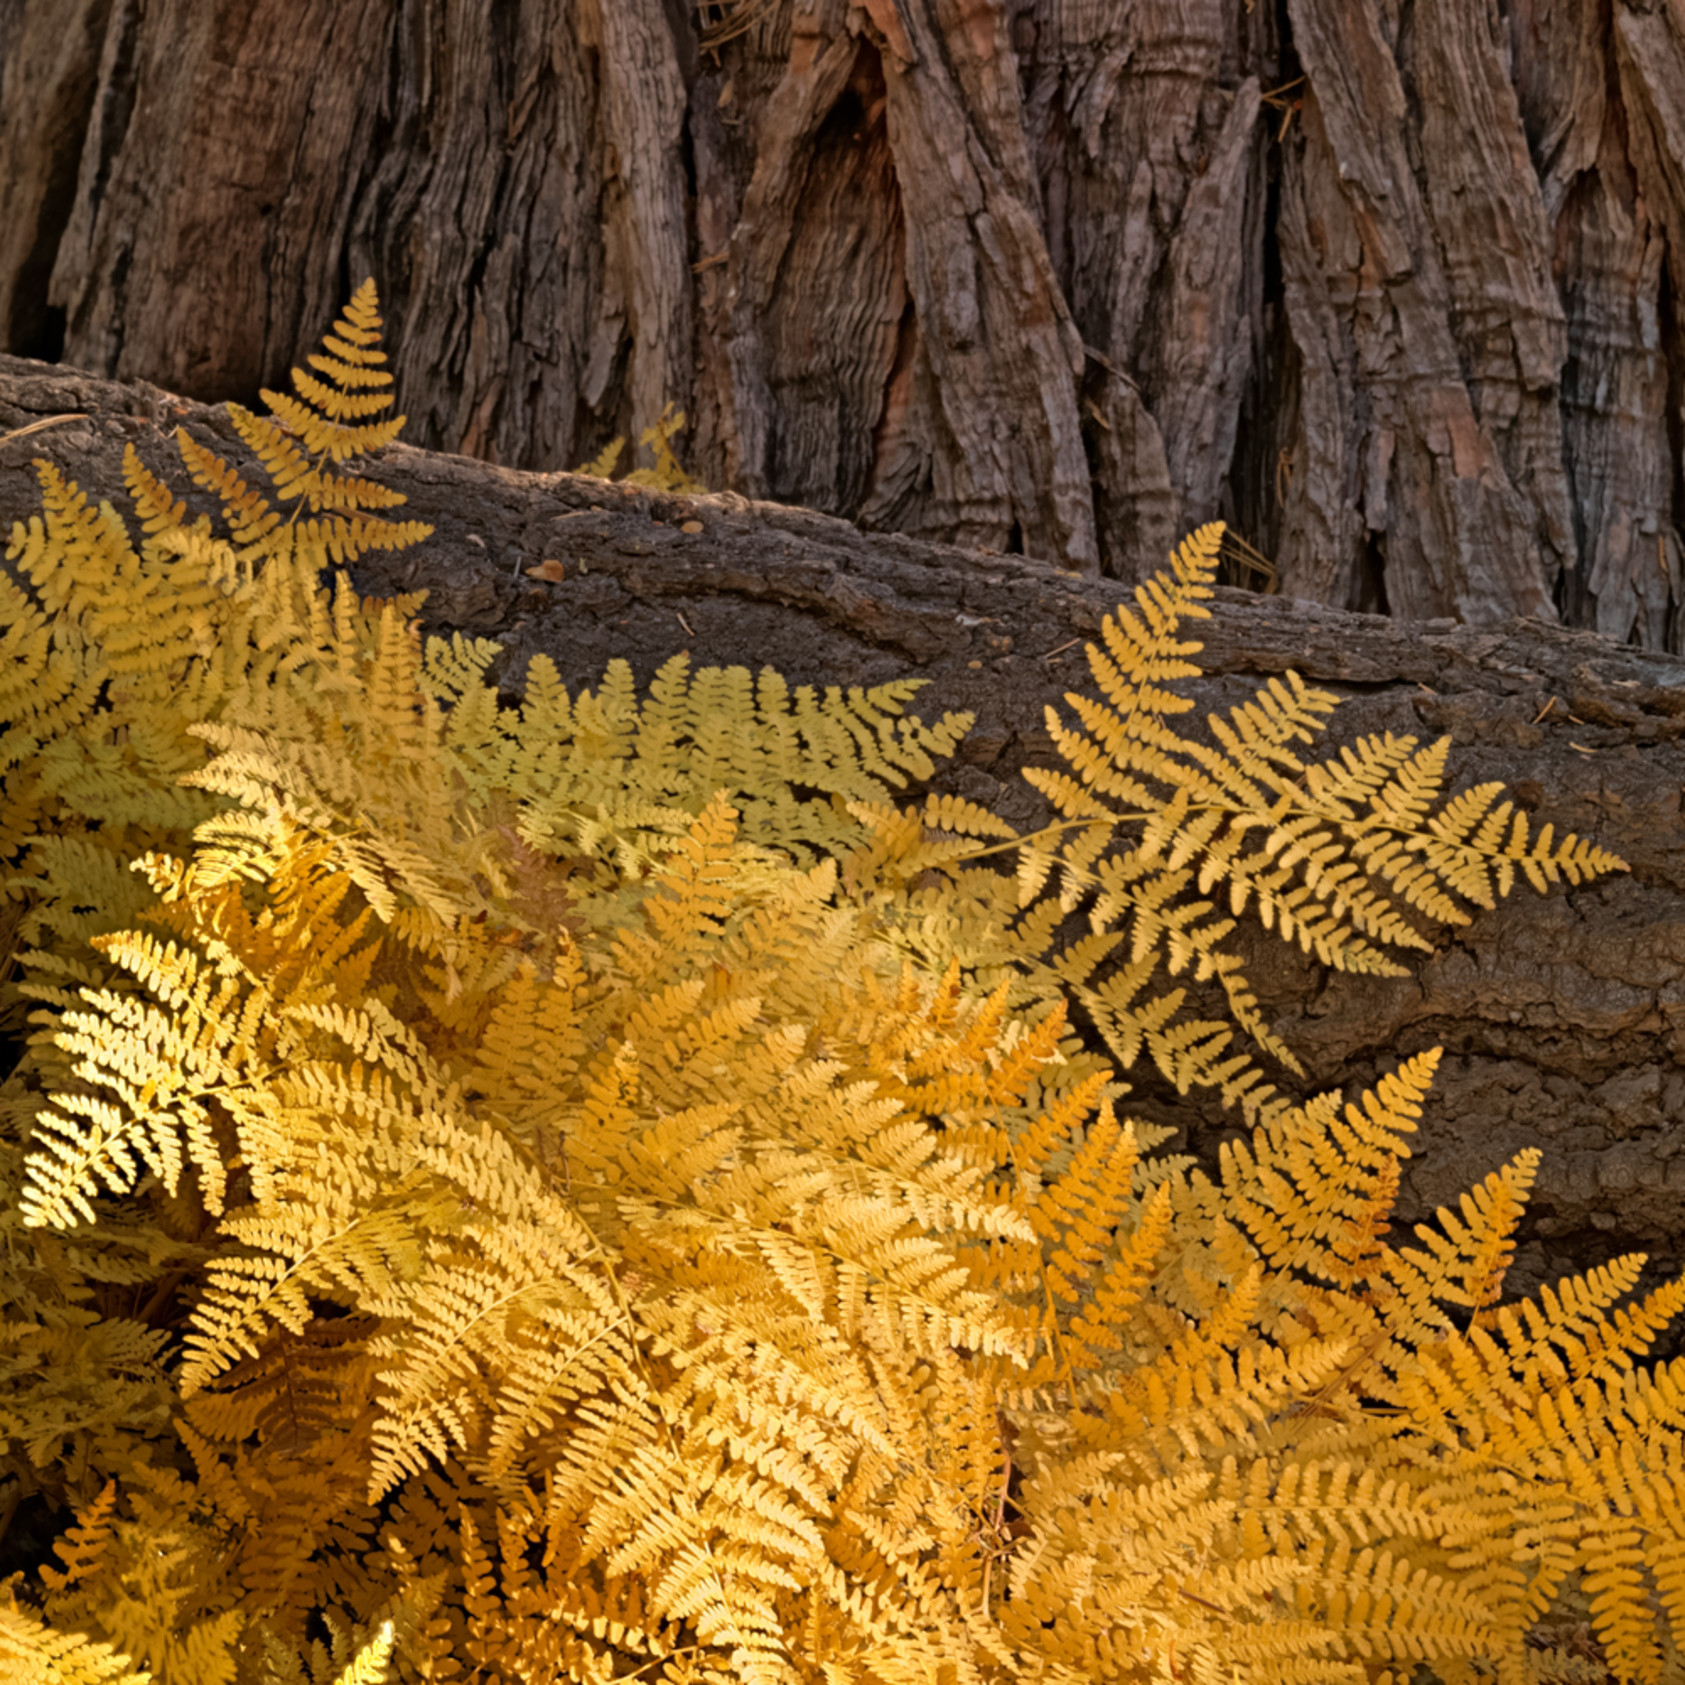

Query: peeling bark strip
[[849, 0, 1095, 567], [1276, 0, 1569, 629], [6, 356, 1684, 1297], [3, 1, 1685, 642]]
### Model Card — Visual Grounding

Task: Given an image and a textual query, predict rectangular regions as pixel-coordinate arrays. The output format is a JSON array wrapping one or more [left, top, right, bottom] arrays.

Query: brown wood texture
[[5, 355, 1683, 1303], [5, 1, 1685, 645]]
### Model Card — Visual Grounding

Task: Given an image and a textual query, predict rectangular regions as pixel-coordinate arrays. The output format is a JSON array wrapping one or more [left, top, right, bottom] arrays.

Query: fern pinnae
[[7, 284, 1671, 1681], [0, 1596, 152, 1685]]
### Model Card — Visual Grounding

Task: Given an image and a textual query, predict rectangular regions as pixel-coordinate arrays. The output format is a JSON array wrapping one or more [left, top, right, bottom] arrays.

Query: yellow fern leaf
[[621, 404, 708, 493], [0, 1597, 150, 1685], [577, 436, 627, 478]]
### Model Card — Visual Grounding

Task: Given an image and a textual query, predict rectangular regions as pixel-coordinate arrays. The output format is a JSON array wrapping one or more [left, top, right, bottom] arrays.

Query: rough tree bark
[[4, 0, 1685, 645], [5, 356, 1683, 1308]]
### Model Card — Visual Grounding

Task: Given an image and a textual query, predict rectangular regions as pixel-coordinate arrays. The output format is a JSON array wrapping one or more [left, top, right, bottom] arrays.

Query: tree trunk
[[5, 355, 1683, 1308], [4, 0, 1685, 645]]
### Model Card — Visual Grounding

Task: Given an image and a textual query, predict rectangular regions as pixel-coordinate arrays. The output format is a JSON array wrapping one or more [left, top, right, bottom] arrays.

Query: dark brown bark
[[6, 1, 1685, 647], [5, 354, 1683, 1302]]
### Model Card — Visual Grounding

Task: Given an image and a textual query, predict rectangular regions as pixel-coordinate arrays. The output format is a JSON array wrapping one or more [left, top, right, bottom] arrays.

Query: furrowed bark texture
[[6, 358, 1684, 1303], [6, 0, 1685, 644]]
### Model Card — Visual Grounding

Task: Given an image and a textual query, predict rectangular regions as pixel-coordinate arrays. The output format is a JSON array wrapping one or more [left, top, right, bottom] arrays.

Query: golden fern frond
[[1220, 1052, 1435, 1288], [5, 461, 146, 628], [961, 523, 1628, 1120], [921, 792, 1019, 844], [174, 430, 290, 560], [32, 1460, 246, 1685], [175, 281, 429, 571], [179, 1170, 456, 1396], [1399, 1148, 1537, 1317], [119, 448, 190, 549], [1493, 1258, 1685, 1392], [1392, 1353, 1685, 1682], [0, 1596, 151, 1685], [21, 814, 387, 1234], [0, 590, 80, 866], [174, 1379, 367, 1603], [1090, 521, 1218, 700], [486, 652, 973, 868], [251, 1618, 395, 1685], [621, 404, 708, 493], [1021, 1099, 1141, 1312], [18, 925, 261, 1227], [1414, 784, 1629, 907], [575, 436, 625, 478], [1180, 669, 1341, 808], [5, 328, 1671, 1685], [1063, 1180, 1175, 1366], [0, 1290, 174, 1475], [573, 404, 707, 493], [2, 284, 436, 1057], [37, 1479, 121, 1592], [260, 280, 405, 461], [367, 1223, 629, 1498], [641, 794, 744, 950]]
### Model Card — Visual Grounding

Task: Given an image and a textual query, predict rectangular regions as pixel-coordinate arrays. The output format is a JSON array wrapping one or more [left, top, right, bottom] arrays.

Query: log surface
[[5, 355, 1684, 1297]]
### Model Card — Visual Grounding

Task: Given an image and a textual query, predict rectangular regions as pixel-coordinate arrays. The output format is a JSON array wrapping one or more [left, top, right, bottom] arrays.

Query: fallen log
[[5, 353, 1684, 1304]]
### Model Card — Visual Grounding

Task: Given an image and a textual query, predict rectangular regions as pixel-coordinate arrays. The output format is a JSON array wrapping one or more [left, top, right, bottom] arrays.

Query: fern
[[851, 522, 1626, 1125], [0, 1593, 151, 1684], [574, 402, 706, 494], [178, 280, 430, 572], [0, 281, 1668, 1685]]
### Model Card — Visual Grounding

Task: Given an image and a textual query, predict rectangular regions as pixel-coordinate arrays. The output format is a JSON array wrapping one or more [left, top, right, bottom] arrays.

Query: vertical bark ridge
[[1610, 2, 1685, 648], [852, 0, 1096, 567], [1279, 0, 1561, 625], [0, 0, 114, 363]]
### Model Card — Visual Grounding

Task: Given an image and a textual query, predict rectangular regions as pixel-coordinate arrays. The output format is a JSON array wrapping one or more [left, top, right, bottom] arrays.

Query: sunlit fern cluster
[[0, 283, 1678, 1685]]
